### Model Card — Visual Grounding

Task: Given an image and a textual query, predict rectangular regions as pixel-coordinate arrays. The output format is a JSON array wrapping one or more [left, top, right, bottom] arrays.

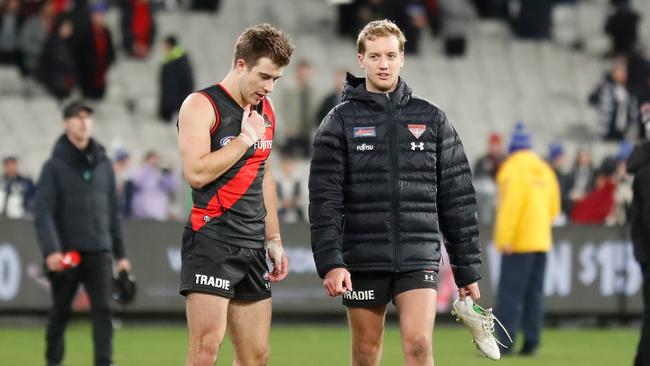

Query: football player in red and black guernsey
[[177, 24, 293, 366]]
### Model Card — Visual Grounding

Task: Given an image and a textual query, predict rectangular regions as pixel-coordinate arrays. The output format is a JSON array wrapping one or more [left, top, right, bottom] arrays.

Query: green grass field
[[0, 321, 638, 365]]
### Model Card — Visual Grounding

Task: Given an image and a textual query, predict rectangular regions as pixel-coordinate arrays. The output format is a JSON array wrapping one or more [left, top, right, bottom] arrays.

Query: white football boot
[[451, 297, 512, 360]]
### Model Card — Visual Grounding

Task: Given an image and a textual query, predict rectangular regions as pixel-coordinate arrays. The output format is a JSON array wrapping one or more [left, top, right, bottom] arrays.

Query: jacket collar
[[341, 72, 412, 110], [52, 134, 105, 169]]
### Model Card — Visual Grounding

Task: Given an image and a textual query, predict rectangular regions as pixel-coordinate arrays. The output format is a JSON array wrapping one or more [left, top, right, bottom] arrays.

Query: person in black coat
[[604, 1, 640, 57], [510, 0, 554, 40], [37, 15, 76, 100], [629, 104, 650, 366], [0, 0, 23, 66], [34, 101, 131, 366], [158, 35, 194, 122]]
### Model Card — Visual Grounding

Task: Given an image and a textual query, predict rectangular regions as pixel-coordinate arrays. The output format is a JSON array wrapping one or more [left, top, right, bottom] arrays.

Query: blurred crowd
[[1, 0, 649, 227], [336, 0, 644, 57], [0, 0, 200, 120], [1, 147, 183, 220], [473, 118, 648, 227], [0, 0, 154, 100]]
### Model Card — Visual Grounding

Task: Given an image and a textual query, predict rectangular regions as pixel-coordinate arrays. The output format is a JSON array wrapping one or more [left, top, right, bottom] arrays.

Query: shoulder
[[315, 103, 350, 139], [326, 100, 353, 119], [323, 101, 353, 126], [39, 159, 58, 179], [497, 155, 519, 175], [406, 95, 450, 130], [178, 92, 216, 130], [181, 91, 214, 111], [409, 94, 444, 115]]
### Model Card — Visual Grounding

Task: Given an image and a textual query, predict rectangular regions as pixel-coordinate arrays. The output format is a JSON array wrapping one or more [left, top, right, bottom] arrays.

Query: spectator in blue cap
[[508, 122, 532, 154], [493, 121, 560, 355]]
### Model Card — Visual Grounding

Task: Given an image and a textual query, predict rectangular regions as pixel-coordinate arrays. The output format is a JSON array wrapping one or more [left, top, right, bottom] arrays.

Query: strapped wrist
[[238, 133, 255, 147]]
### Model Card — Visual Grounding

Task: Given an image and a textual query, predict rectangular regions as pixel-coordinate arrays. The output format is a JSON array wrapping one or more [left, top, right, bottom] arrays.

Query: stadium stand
[[0, 0, 647, 180]]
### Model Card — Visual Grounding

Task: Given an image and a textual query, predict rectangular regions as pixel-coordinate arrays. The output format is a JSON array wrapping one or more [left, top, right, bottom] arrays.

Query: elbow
[[186, 173, 207, 189]]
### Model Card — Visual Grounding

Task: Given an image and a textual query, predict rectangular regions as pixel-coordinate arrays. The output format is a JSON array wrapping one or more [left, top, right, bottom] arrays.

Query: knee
[[354, 338, 382, 361], [257, 347, 270, 366], [253, 347, 270, 366], [196, 332, 224, 361], [403, 334, 432, 361], [233, 346, 269, 366]]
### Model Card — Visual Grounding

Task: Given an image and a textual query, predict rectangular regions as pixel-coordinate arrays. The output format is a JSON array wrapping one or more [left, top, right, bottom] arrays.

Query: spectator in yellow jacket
[[493, 122, 560, 356]]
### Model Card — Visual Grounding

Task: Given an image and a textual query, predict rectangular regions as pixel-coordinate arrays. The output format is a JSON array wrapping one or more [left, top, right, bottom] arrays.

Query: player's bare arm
[[262, 162, 288, 282], [178, 93, 265, 188]]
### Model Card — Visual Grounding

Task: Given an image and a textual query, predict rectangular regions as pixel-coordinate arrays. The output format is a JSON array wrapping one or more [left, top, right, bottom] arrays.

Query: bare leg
[[395, 289, 437, 366], [229, 298, 272, 366], [185, 292, 230, 366], [347, 305, 387, 366]]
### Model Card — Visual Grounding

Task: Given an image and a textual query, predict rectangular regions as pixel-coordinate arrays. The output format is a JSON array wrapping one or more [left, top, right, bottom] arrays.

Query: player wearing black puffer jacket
[[309, 20, 482, 365]]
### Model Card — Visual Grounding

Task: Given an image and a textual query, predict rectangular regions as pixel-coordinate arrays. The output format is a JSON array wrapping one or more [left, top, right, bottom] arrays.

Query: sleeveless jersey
[[187, 83, 275, 248]]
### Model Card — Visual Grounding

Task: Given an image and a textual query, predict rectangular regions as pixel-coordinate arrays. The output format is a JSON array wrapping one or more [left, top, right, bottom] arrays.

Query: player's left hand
[[458, 282, 480, 301], [116, 258, 131, 272], [266, 236, 288, 282]]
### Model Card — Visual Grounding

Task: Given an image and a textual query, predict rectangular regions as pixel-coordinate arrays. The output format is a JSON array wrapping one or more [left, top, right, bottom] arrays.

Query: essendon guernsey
[[187, 83, 275, 248]]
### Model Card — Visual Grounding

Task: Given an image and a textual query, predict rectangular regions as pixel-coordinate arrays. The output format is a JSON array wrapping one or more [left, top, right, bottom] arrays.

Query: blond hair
[[356, 19, 406, 55], [233, 23, 294, 68]]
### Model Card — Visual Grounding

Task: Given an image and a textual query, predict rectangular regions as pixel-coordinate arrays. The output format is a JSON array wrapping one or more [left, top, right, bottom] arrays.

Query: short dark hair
[[233, 23, 294, 69], [62, 100, 93, 120], [164, 35, 178, 47], [3, 156, 17, 164]]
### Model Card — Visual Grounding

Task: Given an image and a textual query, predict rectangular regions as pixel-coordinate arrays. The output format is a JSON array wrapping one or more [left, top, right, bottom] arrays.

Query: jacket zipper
[[387, 96, 400, 272]]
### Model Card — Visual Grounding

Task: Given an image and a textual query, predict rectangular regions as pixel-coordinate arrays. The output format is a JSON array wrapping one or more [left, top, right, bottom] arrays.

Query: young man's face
[[236, 57, 284, 106], [358, 35, 404, 93], [64, 111, 93, 144]]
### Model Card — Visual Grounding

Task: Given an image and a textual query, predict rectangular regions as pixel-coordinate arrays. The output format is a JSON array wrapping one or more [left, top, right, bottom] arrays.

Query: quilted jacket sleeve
[[309, 110, 348, 278], [435, 111, 482, 287]]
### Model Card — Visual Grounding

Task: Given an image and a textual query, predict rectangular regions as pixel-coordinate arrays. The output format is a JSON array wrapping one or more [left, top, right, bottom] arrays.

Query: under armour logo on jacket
[[411, 142, 424, 151]]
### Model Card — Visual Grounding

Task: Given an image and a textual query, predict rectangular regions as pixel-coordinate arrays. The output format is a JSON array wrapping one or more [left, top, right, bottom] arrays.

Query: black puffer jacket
[[309, 74, 481, 287], [34, 135, 126, 259]]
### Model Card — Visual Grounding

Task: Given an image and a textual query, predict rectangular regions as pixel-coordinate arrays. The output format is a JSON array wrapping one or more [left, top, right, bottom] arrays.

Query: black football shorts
[[343, 269, 438, 307], [179, 229, 271, 300]]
